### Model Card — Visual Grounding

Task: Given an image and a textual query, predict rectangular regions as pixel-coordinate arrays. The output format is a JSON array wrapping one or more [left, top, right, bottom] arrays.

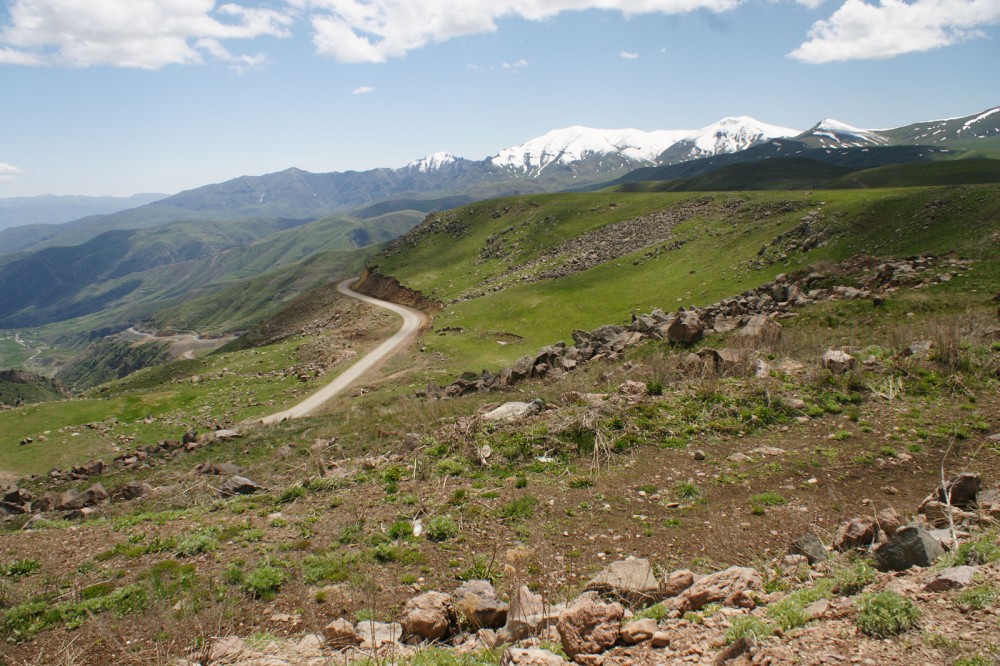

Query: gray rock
[[401, 591, 456, 641], [586, 557, 661, 605], [110, 481, 154, 502], [833, 517, 879, 551], [874, 523, 945, 571], [482, 399, 543, 423], [666, 311, 705, 344], [218, 475, 263, 497], [501, 647, 568, 665], [822, 349, 855, 373], [454, 580, 508, 629], [322, 618, 360, 648], [675, 566, 762, 612], [790, 534, 828, 564], [354, 620, 403, 648], [924, 566, 979, 592]]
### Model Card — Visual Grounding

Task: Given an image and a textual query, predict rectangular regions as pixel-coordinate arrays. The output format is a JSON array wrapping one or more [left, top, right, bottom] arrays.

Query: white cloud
[[352, 85, 375, 94], [620, 50, 640, 59], [0, 162, 24, 180], [795, 0, 827, 8], [790, 0, 1000, 63], [501, 59, 529, 69], [296, 0, 743, 63], [0, 0, 292, 69]]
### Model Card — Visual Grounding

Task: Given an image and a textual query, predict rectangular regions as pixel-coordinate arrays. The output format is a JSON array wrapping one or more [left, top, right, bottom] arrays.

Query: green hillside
[[372, 185, 1000, 377]]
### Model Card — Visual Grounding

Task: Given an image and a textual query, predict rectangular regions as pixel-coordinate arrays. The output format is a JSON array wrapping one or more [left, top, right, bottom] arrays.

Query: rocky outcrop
[[354, 266, 440, 312], [556, 592, 623, 660]]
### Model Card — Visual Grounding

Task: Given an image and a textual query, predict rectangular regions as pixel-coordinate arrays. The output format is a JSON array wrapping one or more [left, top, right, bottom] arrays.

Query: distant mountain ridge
[[0, 193, 165, 232]]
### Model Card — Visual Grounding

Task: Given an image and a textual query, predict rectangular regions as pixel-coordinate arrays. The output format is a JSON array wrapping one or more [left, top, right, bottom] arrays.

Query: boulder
[[920, 500, 976, 528], [832, 517, 879, 551], [620, 617, 657, 644], [675, 566, 762, 612], [556, 592, 623, 659], [354, 621, 403, 648], [322, 618, 360, 648], [502, 586, 563, 643], [822, 349, 855, 373], [586, 557, 661, 605], [401, 591, 457, 641], [790, 534, 828, 564], [661, 569, 697, 598], [924, 566, 979, 592], [454, 580, 508, 629], [110, 481, 154, 502], [936, 472, 982, 509], [666, 310, 705, 344], [876, 507, 903, 538], [218, 475, 263, 497], [735, 314, 782, 343], [873, 523, 945, 571], [482, 400, 543, 423]]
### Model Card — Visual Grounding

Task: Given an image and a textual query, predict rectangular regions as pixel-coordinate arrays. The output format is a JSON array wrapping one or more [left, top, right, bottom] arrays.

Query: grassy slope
[[375, 186, 1000, 377]]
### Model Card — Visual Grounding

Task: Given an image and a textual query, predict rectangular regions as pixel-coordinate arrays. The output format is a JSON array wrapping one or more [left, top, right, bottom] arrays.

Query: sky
[[0, 0, 998, 198]]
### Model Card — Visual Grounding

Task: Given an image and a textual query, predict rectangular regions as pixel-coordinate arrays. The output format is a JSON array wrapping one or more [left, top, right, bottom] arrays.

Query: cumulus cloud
[[0, 0, 292, 69], [0, 162, 24, 180], [293, 0, 743, 63], [501, 59, 529, 69], [620, 50, 639, 59], [791, 0, 1000, 63], [352, 85, 374, 94]]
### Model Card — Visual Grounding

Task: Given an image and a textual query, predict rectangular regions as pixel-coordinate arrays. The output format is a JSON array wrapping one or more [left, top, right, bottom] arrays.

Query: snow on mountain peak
[[815, 118, 867, 134], [808, 118, 887, 146], [408, 152, 458, 173], [684, 116, 800, 155], [489, 126, 691, 174]]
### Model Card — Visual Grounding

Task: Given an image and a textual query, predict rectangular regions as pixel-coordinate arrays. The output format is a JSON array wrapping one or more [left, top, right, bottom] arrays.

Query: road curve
[[257, 278, 428, 425]]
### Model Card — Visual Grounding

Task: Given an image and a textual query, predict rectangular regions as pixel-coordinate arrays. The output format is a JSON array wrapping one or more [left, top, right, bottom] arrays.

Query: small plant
[[750, 492, 787, 507], [954, 656, 992, 666], [241, 564, 286, 600], [223, 562, 244, 585], [501, 496, 538, 521], [833, 558, 877, 594], [646, 381, 665, 396], [425, 515, 459, 542], [856, 591, 920, 638], [725, 616, 774, 643], [435, 458, 466, 477], [568, 477, 593, 489], [829, 430, 852, 441], [388, 520, 414, 541], [673, 481, 702, 500], [951, 533, 1000, 566], [1, 559, 40, 579], [277, 485, 308, 504], [514, 476, 528, 489], [175, 529, 219, 557], [953, 584, 998, 611]]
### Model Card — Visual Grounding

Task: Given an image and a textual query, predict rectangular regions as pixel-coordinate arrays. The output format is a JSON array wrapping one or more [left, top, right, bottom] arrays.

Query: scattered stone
[[401, 591, 457, 641], [925, 566, 979, 592], [354, 621, 403, 648], [322, 618, 360, 648], [482, 399, 544, 423], [790, 534, 828, 564], [874, 523, 946, 571], [586, 557, 662, 605], [833, 517, 879, 551], [802, 598, 830, 620], [693, 449, 706, 461], [676, 566, 762, 612], [651, 631, 671, 648], [936, 472, 982, 509], [218, 475, 264, 497], [556, 592, 623, 660], [661, 569, 697, 598], [621, 618, 657, 644], [110, 481, 154, 502], [822, 349, 855, 373], [454, 580, 508, 629], [876, 507, 903, 537], [666, 310, 705, 344]]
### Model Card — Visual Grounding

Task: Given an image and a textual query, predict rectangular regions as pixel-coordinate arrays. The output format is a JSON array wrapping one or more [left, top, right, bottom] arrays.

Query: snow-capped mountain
[[796, 119, 889, 149], [480, 118, 801, 177], [487, 126, 691, 176], [657, 116, 800, 164], [407, 152, 460, 173]]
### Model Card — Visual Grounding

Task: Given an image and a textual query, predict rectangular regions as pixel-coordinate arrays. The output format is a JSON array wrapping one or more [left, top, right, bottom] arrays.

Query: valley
[[0, 106, 999, 666]]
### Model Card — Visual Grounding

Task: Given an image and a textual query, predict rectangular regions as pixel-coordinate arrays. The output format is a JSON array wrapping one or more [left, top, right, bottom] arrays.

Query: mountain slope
[[0, 193, 164, 232]]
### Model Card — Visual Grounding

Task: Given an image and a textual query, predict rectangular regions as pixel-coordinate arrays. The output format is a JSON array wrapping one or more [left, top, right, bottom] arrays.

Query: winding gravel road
[[258, 277, 428, 424]]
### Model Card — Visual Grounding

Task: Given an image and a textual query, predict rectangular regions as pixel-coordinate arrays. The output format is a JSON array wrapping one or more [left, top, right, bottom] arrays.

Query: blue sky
[[0, 0, 998, 197]]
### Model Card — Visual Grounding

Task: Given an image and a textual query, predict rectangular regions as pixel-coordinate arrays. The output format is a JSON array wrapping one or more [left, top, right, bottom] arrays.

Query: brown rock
[[925, 566, 979, 592], [556, 592, 623, 659], [454, 580, 508, 629], [620, 617, 657, 644], [661, 569, 697, 597], [651, 631, 670, 648], [832, 517, 879, 551], [822, 349, 855, 373], [501, 647, 568, 665], [667, 310, 705, 344], [586, 557, 661, 605], [322, 618, 360, 648], [676, 566, 762, 612], [401, 591, 456, 641]]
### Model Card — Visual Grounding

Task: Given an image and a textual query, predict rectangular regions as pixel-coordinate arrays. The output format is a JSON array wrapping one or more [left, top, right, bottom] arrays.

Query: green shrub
[[223, 562, 245, 585], [436, 459, 466, 477], [277, 485, 308, 504], [371, 544, 426, 565], [952, 533, 1000, 565], [833, 558, 877, 595], [175, 529, 219, 557], [1, 559, 40, 579], [724, 616, 774, 644], [242, 565, 286, 600], [954, 585, 998, 611], [426, 516, 459, 542], [750, 492, 787, 507], [673, 481, 702, 500], [568, 477, 593, 489], [501, 497, 538, 521], [856, 591, 920, 638], [388, 520, 414, 541]]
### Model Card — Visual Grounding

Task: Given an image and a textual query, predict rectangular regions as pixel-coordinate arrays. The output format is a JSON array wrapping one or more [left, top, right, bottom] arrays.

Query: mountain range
[[0, 105, 997, 350]]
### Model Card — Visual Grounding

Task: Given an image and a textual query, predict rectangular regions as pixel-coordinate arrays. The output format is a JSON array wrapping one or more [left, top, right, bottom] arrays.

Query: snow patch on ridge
[[408, 152, 458, 173]]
